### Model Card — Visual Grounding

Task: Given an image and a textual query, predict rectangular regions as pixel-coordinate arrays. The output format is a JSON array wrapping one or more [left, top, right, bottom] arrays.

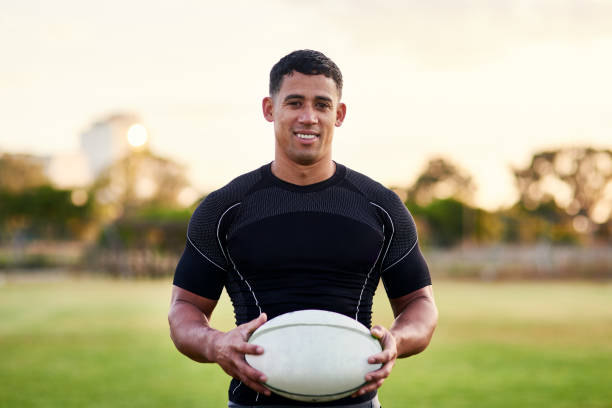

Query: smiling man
[[168, 50, 438, 408]]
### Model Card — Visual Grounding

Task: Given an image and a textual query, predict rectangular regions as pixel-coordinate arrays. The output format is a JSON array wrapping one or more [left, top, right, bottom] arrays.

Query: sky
[[1, 0, 611, 210]]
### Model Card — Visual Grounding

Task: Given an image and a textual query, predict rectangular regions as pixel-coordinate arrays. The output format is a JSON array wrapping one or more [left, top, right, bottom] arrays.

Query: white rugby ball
[[245, 309, 382, 402]]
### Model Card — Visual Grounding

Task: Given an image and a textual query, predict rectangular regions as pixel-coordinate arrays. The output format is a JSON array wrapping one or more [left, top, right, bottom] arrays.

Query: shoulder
[[343, 165, 405, 209], [343, 165, 417, 243], [189, 166, 265, 227], [208, 166, 264, 203]]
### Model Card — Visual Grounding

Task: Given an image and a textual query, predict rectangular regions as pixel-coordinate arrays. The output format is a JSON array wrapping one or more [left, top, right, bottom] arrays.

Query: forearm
[[390, 293, 438, 358], [168, 300, 222, 363]]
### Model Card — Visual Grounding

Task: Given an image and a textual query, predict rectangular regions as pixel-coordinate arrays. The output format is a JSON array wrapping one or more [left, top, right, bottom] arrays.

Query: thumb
[[370, 325, 385, 339], [243, 313, 267, 336]]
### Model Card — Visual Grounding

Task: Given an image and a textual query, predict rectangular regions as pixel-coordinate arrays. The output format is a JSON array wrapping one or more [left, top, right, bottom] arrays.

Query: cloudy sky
[[2, 0, 611, 209]]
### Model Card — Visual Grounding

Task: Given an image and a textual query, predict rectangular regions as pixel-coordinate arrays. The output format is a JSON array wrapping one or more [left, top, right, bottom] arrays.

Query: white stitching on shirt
[[355, 201, 396, 321], [369, 202, 419, 273], [355, 226, 386, 321], [217, 202, 242, 263], [232, 381, 242, 394], [227, 248, 262, 315], [382, 239, 418, 273], [369, 202, 395, 269], [186, 233, 226, 272]]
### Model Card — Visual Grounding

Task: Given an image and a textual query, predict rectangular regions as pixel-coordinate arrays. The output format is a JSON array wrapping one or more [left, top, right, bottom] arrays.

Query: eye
[[287, 100, 301, 107], [316, 102, 331, 110]]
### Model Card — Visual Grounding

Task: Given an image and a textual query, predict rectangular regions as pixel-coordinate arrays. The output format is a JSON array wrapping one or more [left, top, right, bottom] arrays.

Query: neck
[[271, 157, 336, 186]]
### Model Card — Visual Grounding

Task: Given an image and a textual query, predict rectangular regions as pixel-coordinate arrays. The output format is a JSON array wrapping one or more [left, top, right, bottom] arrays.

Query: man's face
[[263, 72, 346, 166]]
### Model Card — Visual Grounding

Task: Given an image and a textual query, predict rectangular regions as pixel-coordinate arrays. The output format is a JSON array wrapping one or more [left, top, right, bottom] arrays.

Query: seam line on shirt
[[232, 381, 242, 394], [355, 225, 386, 321], [217, 202, 242, 263], [186, 233, 226, 272], [382, 239, 418, 273], [227, 249, 262, 315], [369, 202, 395, 269]]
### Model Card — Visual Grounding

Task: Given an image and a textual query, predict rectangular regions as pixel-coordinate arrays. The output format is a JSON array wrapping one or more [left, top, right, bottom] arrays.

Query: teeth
[[296, 133, 316, 139]]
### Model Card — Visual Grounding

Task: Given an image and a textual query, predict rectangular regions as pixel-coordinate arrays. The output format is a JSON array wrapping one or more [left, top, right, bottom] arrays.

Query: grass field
[[1, 275, 611, 407]]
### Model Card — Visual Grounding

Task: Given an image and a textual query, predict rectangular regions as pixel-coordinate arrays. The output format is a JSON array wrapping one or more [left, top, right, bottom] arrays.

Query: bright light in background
[[2, 1, 612, 210], [70, 189, 88, 206], [127, 124, 148, 148]]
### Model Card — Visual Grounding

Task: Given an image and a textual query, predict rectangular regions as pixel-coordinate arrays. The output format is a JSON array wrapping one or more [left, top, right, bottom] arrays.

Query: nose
[[298, 104, 318, 124]]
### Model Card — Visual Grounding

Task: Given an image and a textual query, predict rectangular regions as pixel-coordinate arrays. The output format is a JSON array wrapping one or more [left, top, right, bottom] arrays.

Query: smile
[[295, 133, 318, 140]]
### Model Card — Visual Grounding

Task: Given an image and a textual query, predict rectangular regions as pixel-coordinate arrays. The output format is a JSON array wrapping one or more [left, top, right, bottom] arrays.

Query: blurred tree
[[513, 147, 612, 232], [407, 157, 476, 206], [0, 153, 49, 192], [91, 149, 191, 219], [500, 202, 578, 244], [0, 185, 93, 242], [404, 157, 477, 246]]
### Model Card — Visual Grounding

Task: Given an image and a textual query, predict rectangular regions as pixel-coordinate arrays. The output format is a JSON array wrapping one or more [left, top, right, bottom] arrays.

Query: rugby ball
[[245, 309, 382, 402]]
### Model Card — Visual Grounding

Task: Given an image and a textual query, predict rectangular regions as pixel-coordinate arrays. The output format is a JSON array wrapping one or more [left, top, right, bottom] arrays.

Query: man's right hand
[[211, 313, 271, 396], [169, 286, 271, 396]]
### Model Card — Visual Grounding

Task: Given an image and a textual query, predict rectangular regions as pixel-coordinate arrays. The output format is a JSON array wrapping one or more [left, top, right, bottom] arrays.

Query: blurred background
[[1, 1, 611, 407]]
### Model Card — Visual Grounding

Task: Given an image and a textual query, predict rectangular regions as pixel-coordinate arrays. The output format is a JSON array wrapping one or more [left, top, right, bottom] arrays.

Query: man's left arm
[[353, 285, 438, 396]]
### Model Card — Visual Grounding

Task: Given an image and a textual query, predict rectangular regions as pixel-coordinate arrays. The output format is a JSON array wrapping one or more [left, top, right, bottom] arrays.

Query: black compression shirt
[[173, 162, 431, 407]]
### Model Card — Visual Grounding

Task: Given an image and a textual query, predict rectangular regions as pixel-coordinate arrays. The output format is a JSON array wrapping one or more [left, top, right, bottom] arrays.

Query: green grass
[[1, 277, 611, 407]]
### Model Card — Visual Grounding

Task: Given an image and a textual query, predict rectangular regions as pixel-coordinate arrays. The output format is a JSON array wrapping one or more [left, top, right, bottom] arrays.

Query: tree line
[[1, 146, 611, 259]]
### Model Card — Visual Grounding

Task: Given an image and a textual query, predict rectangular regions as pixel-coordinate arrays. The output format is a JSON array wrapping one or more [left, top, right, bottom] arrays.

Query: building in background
[[47, 113, 148, 188], [80, 113, 144, 177]]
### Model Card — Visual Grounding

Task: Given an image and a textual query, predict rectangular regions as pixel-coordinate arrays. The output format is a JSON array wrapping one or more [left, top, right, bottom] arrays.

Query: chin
[[287, 151, 320, 166]]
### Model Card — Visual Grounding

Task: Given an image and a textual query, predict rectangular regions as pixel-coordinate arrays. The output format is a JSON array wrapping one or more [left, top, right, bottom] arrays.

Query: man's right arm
[[168, 285, 271, 395]]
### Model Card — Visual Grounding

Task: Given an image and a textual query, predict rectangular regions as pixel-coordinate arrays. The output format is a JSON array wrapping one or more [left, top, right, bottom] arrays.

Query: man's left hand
[[352, 325, 397, 397]]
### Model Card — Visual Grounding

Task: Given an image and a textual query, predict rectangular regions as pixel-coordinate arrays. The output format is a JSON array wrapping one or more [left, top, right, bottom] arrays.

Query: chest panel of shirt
[[225, 211, 383, 322], [227, 211, 384, 278], [224, 183, 385, 277]]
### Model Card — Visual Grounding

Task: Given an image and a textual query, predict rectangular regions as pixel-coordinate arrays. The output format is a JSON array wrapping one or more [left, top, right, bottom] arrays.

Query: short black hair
[[269, 49, 343, 98]]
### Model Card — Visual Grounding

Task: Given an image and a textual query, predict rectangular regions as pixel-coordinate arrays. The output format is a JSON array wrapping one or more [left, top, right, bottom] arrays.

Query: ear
[[262, 96, 274, 122], [335, 102, 347, 127]]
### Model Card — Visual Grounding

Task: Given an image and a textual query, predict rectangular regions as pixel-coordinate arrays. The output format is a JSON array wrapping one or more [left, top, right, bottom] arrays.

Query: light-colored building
[[80, 113, 142, 177], [46, 113, 147, 188]]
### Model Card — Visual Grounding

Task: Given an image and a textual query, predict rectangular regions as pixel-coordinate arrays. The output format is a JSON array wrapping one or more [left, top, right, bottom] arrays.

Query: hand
[[212, 313, 271, 396], [352, 325, 397, 397]]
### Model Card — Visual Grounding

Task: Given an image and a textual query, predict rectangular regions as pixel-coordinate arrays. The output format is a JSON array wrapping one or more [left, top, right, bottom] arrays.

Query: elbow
[[422, 301, 438, 348], [399, 301, 438, 358], [418, 302, 439, 353], [168, 308, 180, 349]]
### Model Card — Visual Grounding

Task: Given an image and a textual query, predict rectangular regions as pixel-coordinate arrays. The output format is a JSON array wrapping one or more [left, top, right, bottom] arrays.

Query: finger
[[352, 378, 385, 397], [370, 325, 386, 339], [236, 341, 264, 355], [367, 348, 395, 364], [234, 361, 271, 396], [236, 359, 268, 383], [371, 326, 396, 348], [242, 313, 268, 337], [239, 375, 272, 396], [365, 360, 394, 382]]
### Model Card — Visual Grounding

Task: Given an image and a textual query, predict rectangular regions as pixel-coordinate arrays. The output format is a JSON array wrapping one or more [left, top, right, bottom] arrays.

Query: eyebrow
[[283, 94, 333, 103]]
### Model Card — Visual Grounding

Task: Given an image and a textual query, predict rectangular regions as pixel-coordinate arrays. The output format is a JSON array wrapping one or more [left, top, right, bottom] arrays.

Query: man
[[168, 50, 438, 408]]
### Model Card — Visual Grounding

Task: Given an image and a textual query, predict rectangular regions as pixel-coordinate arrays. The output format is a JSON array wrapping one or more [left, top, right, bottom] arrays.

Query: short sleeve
[[172, 193, 230, 300], [173, 167, 262, 300], [376, 190, 432, 299]]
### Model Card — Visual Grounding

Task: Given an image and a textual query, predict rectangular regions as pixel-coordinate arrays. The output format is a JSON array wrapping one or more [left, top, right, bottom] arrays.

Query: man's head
[[263, 50, 347, 169], [269, 50, 343, 99]]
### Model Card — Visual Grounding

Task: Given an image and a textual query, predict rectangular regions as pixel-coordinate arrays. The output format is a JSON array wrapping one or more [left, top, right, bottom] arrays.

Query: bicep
[[388, 285, 435, 318], [171, 285, 218, 320]]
